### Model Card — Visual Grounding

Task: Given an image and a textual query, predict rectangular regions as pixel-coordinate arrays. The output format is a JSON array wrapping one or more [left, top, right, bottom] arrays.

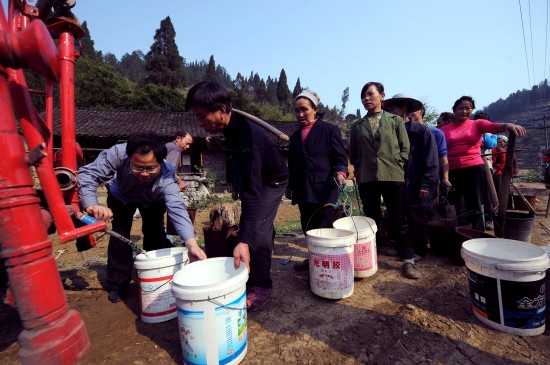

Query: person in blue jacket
[[78, 131, 206, 303]]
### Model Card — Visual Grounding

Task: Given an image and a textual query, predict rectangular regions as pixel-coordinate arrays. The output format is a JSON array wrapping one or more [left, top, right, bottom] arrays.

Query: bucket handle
[[140, 258, 190, 294], [350, 216, 375, 236], [208, 298, 247, 311]]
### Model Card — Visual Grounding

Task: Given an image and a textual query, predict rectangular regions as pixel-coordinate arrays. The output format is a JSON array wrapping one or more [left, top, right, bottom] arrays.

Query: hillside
[[500, 101, 550, 170]]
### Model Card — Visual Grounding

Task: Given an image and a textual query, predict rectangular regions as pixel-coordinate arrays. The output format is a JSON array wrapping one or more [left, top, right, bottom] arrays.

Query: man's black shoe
[[108, 290, 122, 303]]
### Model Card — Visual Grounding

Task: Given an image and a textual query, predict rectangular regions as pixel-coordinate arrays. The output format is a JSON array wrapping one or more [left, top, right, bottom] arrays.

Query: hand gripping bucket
[[333, 216, 378, 278], [171, 257, 249, 365], [461, 238, 550, 335], [306, 228, 356, 299], [134, 247, 189, 323]]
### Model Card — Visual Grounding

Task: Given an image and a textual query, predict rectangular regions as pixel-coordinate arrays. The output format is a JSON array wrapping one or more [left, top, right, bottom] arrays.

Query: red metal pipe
[[59, 32, 77, 171], [0, 66, 90, 365], [45, 80, 54, 158]]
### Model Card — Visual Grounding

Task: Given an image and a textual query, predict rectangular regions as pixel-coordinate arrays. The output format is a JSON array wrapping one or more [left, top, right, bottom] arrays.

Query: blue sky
[[11, 0, 550, 117]]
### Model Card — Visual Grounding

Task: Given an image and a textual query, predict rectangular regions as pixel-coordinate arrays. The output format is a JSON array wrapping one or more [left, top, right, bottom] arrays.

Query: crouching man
[[78, 131, 206, 303]]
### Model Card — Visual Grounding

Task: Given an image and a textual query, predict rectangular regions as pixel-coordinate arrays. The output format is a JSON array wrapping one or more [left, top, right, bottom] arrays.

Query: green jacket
[[349, 111, 410, 183]]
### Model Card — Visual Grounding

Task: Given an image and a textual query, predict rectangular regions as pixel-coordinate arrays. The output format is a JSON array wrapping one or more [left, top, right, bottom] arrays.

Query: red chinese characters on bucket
[[313, 259, 342, 270]]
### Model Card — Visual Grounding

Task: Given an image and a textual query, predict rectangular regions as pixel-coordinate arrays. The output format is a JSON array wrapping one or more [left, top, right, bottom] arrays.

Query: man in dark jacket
[[185, 81, 288, 312], [384, 94, 438, 278]]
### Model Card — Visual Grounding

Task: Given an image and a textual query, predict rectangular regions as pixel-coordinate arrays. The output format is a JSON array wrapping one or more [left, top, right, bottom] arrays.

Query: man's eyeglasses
[[130, 164, 160, 174]]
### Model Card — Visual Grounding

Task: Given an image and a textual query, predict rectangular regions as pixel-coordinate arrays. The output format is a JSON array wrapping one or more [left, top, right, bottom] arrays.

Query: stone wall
[[202, 150, 226, 183], [178, 174, 212, 206]]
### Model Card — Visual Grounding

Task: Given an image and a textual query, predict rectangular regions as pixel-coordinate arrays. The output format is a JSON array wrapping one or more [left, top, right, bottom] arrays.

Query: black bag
[[437, 189, 457, 224]]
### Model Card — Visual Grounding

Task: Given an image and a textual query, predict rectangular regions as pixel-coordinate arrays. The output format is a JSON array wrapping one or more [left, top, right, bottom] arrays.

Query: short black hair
[[175, 130, 190, 138], [360, 82, 384, 99], [452, 96, 475, 112], [438, 112, 456, 124], [185, 81, 232, 113], [126, 131, 167, 163], [473, 111, 490, 121]]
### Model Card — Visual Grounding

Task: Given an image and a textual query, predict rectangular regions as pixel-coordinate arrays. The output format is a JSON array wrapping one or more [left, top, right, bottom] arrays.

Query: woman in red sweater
[[441, 96, 525, 231]]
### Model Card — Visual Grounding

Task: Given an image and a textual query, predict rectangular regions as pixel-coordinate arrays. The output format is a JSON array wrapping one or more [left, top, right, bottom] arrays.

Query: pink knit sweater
[[441, 119, 503, 170]]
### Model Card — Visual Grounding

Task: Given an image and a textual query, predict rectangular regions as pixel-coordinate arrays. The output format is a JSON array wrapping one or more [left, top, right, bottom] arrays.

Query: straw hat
[[383, 93, 423, 113]]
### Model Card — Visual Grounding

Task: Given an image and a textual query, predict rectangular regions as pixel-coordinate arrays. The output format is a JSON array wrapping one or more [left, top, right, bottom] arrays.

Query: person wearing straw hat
[[288, 89, 348, 271], [185, 81, 288, 312], [384, 94, 439, 275]]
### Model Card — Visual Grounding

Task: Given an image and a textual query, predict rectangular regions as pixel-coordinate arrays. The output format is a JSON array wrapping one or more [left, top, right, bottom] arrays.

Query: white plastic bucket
[[171, 257, 249, 365], [134, 247, 189, 323], [544, 246, 550, 308], [333, 216, 378, 278], [306, 228, 355, 299], [461, 238, 550, 336]]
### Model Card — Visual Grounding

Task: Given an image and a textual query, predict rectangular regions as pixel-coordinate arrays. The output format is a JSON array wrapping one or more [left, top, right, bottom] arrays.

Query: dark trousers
[[298, 202, 335, 234], [106, 191, 172, 292], [493, 174, 503, 199], [449, 165, 486, 231], [247, 184, 285, 290], [358, 181, 413, 260], [407, 205, 429, 257]]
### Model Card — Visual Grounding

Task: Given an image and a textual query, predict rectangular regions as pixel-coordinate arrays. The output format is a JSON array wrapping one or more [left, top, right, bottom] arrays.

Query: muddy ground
[[1, 182, 550, 365]]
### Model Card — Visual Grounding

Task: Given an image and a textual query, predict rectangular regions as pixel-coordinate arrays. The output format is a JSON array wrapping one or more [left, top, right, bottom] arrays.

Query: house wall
[[203, 150, 227, 184]]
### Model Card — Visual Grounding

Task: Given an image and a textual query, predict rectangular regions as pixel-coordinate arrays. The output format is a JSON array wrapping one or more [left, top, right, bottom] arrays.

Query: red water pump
[[0, 1, 106, 364]]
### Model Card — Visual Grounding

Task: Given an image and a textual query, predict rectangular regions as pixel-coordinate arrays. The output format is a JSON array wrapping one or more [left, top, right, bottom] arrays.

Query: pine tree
[[292, 78, 302, 99], [276, 69, 291, 111], [80, 21, 102, 61], [266, 76, 278, 104], [255, 78, 267, 103], [205, 55, 217, 81], [144, 16, 186, 88]]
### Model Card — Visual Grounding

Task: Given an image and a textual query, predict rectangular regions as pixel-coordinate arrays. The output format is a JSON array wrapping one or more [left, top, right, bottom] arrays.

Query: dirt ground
[[1, 182, 550, 365]]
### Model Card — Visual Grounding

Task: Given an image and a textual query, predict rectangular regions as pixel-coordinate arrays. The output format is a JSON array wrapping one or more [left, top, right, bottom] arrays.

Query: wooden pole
[[233, 109, 289, 141]]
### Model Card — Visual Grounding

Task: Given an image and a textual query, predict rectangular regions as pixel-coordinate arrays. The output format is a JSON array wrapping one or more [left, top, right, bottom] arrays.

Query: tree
[[276, 69, 291, 111], [103, 52, 119, 69], [255, 78, 267, 103], [75, 56, 134, 109], [205, 55, 217, 81], [265, 76, 278, 104], [80, 21, 102, 61], [215, 65, 233, 88], [119, 51, 146, 82], [292, 78, 302, 99], [144, 16, 186, 88], [341, 87, 349, 118], [185, 60, 207, 86]]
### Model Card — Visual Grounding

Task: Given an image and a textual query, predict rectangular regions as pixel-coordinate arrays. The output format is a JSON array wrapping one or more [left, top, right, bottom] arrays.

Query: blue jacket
[[288, 119, 348, 205]]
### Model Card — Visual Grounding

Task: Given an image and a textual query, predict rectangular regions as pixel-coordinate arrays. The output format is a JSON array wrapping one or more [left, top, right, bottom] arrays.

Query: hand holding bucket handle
[[233, 242, 251, 272]]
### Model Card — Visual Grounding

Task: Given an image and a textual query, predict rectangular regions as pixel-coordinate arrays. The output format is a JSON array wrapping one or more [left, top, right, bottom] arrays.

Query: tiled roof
[[51, 108, 206, 139], [49, 109, 346, 150]]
